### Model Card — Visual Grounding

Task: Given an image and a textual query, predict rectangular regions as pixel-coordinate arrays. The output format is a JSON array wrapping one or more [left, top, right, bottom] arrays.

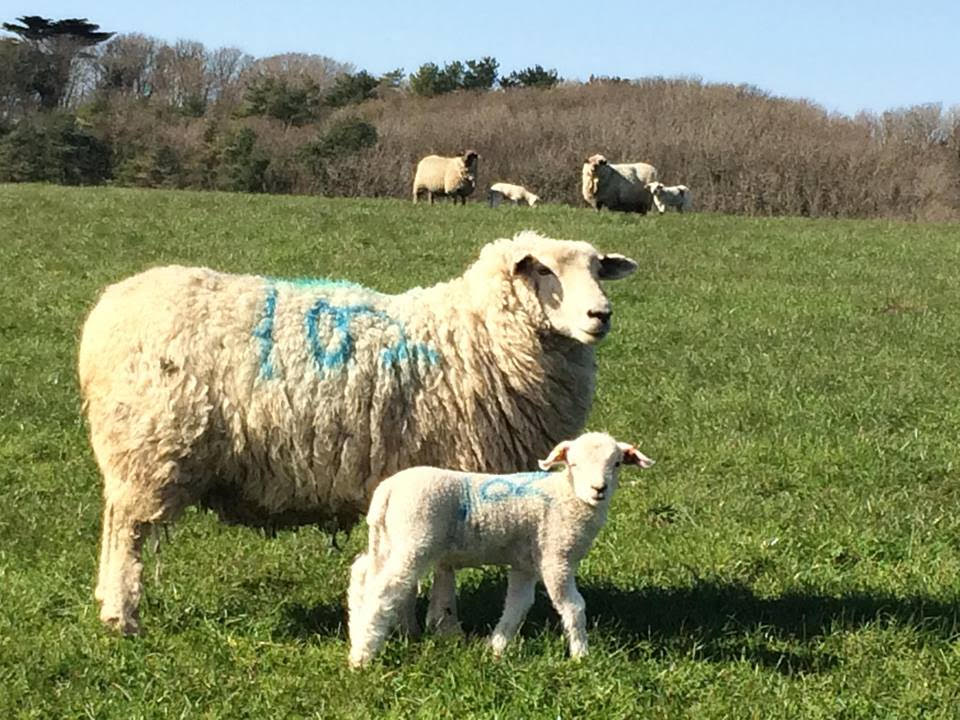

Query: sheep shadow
[[451, 577, 960, 675], [274, 576, 959, 675]]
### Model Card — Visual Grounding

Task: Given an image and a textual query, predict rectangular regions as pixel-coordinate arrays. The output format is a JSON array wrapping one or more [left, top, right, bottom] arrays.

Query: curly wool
[[79, 232, 597, 533]]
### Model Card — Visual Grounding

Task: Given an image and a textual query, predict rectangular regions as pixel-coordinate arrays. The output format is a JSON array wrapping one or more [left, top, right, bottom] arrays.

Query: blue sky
[[8, 1, 960, 116]]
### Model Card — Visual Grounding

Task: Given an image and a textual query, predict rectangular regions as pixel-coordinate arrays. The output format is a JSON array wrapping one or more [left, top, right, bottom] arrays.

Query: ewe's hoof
[[100, 610, 140, 636]]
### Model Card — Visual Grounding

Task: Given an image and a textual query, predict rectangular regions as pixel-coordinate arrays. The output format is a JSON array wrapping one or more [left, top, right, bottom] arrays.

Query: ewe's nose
[[588, 309, 612, 324]]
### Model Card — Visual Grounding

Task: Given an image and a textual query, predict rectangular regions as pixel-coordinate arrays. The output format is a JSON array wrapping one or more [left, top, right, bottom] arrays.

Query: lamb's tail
[[364, 484, 392, 574]]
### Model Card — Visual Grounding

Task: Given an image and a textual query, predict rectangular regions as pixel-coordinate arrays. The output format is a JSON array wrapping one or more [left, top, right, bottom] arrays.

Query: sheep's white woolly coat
[[80, 234, 605, 532], [582, 156, 658, 213], [412, 153, 477, 203]]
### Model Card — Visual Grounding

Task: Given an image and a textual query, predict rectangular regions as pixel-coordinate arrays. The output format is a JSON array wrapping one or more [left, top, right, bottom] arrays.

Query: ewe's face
[[515, 241, 637, 344]]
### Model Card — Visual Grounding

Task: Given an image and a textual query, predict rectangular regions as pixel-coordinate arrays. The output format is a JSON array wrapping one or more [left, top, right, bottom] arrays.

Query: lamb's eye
[[614, 461, 622, 467], [536, 266, 553, 276]]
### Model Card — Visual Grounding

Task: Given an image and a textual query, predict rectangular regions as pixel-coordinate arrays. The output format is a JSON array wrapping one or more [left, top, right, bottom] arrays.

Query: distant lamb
[[412, 150, 479, 204], [647, 182, 692, 213], [488, 182, 540, 207], [347, 432, 655, 667], [581, 154, 658, 214], [79, 230, 638, 634]]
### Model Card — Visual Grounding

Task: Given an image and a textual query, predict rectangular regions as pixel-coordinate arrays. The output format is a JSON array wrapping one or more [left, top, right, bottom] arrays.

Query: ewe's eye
[[536, 266, 553, 277], [614, 461, 622, 467]]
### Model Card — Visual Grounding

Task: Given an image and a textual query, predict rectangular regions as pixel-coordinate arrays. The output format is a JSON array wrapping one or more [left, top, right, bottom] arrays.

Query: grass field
[[2, 183, 960, 719]]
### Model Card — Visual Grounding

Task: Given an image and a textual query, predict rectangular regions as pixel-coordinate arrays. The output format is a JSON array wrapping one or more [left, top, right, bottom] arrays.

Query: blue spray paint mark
[[253, 278, 439, 380], [457, 477, 472, 521], [477, 471, 552, 503], [252, 285, 278, 379], [458, 471, 552, 519]]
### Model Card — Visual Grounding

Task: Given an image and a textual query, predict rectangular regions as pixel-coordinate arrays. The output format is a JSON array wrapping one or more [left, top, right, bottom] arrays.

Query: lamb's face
[[540, 432, 655, 507], [513, 236, 638, 344]]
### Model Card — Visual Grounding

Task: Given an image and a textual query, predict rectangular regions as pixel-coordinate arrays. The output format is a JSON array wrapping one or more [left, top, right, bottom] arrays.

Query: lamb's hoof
[[348, 654, 369, 670]]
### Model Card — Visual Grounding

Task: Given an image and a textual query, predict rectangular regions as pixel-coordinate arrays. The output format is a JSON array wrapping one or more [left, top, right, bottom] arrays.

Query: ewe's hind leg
[[542, 567, 588, 659], [489, 568, 536, 656], [425, 564, 462, 635]]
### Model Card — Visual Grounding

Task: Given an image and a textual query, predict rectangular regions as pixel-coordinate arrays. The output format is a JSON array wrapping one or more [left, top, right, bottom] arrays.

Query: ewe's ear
[[599, 253, 638, 280], [539, 441, 572, 470], [513, 253, 537, 276], [618, 442, 655, 468]]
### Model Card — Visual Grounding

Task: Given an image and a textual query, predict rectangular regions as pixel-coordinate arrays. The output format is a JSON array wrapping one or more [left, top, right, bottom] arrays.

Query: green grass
[[2, 183, 960, 719]]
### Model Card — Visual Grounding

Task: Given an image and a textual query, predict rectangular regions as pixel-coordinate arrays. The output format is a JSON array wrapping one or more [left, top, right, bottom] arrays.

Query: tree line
[[2, 15, 959, 220]]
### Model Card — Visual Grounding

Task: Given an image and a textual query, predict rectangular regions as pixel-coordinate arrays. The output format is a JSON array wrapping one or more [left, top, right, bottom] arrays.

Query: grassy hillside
[[2, 184, 960, 718]]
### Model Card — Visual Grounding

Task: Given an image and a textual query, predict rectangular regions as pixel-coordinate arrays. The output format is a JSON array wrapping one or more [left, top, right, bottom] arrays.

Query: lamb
[[347, 432, 655, 667], [488, 182, 540, 207], [79, 230, 638, 634], [412, 150, 479, 204], [581, 154, 658, 214], [647, 181, 692, 213]]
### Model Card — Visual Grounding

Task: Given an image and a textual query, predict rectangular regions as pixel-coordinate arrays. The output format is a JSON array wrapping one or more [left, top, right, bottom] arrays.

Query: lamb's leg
[[489, 568, 536, 656], [348, 554, 426, 668], [347, 553, 371, 649], [95, 497, 148, 635], [425, 564, 462, 635], [542, 566, 588, 659], [396, 588, 422, 638]]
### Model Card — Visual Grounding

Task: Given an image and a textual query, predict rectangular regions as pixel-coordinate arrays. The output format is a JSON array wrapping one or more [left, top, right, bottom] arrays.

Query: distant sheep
[[347, 432, 655, 666], [79, 230, 638, 634], [412, 150, 479, 204], [581, 154, 658, 214], [488, 182, 540, 207], [647, 182, 692, 213]]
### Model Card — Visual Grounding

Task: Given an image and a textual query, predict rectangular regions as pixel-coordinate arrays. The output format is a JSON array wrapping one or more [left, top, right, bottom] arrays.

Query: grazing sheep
[[412, 150, 479, 204], [488, 182, 540, 207], [80, 230, 638, 634], [581, 154, 658, 214], [647, 182, 692, 213], [347, 432, 655, 667]]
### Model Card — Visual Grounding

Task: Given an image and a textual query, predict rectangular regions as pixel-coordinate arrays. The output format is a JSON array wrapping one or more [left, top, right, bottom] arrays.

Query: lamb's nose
[[588, 309, 612, 324]]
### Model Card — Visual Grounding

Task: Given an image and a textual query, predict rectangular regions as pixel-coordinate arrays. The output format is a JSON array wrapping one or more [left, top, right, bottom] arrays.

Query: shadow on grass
[[273, 577, 959, 675], [454, 577, 960, 675]]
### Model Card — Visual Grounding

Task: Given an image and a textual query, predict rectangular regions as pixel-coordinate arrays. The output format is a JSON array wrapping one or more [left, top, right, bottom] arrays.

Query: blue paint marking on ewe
[[457, 477, 472, 521], [253, 277, 440, 380], [252, 285, 278, 379]]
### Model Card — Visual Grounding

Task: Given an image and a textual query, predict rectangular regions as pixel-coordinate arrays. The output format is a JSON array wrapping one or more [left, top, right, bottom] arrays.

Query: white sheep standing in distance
[[647, 181, 692, 213], [488, 182, 540, 207], [347, 432, 655, 667], [79, 230, 638, 635], [412, 150, 479, 204], [581, 153, 658, 214]]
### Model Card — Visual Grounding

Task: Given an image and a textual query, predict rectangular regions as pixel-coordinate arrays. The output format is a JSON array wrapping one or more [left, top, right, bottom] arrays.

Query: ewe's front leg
[[489, 568, 536, 656], [542, 567, 588, 659], [95, 499, 148, 635]]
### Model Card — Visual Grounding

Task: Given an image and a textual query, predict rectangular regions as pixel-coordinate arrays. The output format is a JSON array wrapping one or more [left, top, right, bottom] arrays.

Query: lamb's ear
[[618, 442, 655, 468], [599, 253, 638, 280], [539, 441, 572, 470]]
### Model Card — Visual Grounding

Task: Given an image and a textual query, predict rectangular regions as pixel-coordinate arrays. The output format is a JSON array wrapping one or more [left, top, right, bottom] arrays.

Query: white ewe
[[412, 151, 479, 204], [581, 154, 658, 214]]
